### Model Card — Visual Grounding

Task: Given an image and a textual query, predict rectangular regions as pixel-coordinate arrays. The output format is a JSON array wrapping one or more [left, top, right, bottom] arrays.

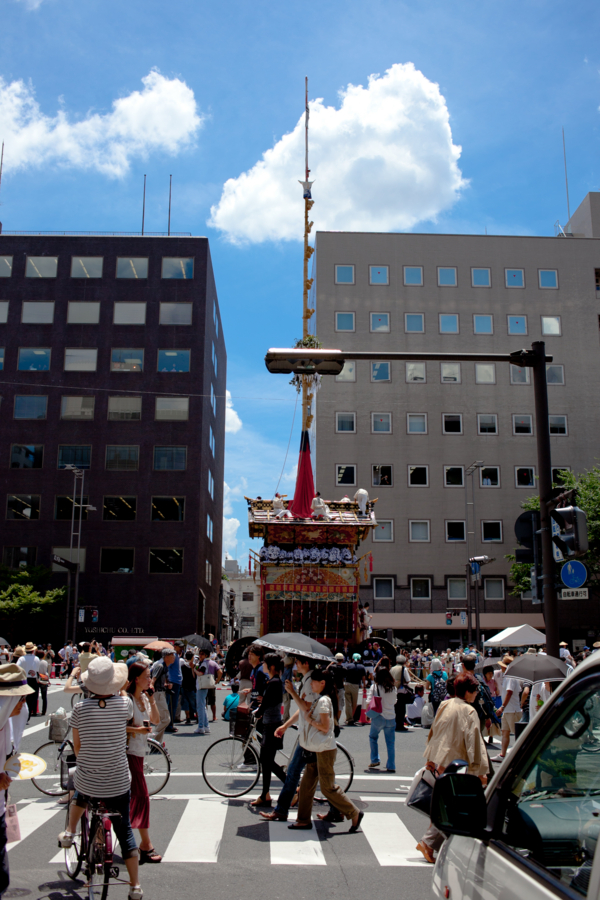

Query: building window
[[14, 396, 47, 420], [162, 258, 194, 279], [211, 384, 217, 417], [507, 315, 527, 335], [154, 446, 187, 470], [149, 548, 184, 574], [336, 464, 356, 486], [539, 269, 558, 289], [372, 464, 393, 487], [64, 348, 97, 372], [160, 303, 192, 325], [67, 302, 100, 324], [549, 415, 567, 435], [209, 427, 216, 455], [0, 349, 4, 370], [3, 547, 37, 568], [515, 466, 535, 488], [335, 265, 354, 284], [26, 256, 58, 278], [446, 520, 466, 542], [406, 362, 426, 383], [111, 349, 143, 372], [370, 312, 390, 332], [61, 397, 95, 420], [106, 445, 140, 471], [207, 514, 213, 541], [552, 466, 570, 484], [371, 362, 390, 382], [407, 413, 427, 434], [441, 363, 460, 383], [208, 470, 214, 499], [404, 266, 423, 286], [103, 496, 136, 521], [213, 302, 219, 337], [6, 494, 40, 521], [71, 257, 103, 278], [484, 578, 505, 600], [546, 365, 565, 385], [373, 520, 393, 542], [10, 445, 43, 469], [58, 445, 91, 470], [18, 348, 51, 371], [116, 257, 148, 279], [513, 414, 533, 435], [205, 560, 212, 585], [482, 520, 503, 542], [439, 314, 459, 334], [444, 466, 464, 487], [0, 303, 8, 324], [447, 578, 467, 600], [157, 349, 190, 372], [411, 578, 430, 600], [405, 313, 425, 333], [372, 413, 391, 433], [155, 397, 189, 421], [374, 577, 394, 599], [108, 397, 142, 421], [55, 496, 88, 521], [408, 465, 428, 486], [480, 466, 500, 487], [474, 363, 494, 384], [22, 302, 54, 324], [409, 520, 430, 542], [505, 268, 524, 288], [510, 365, 530, 385], [473, 315, 493, 335], [334, 312, 355, 334], [100, 548, 134, 574], [0, 256, 13, 277], [438, 267, 457, 286], [369, 266, 389, 285], [242, 592, 254, 602], [471, 268, 491, 287], [442, 413, 462, 434], [335, 361, 356, 382], [478, 414, 497, 434], [212, 343, 218, 377], [151, 497, 185, 522], [336, 412, 356, 433], [113, 303, 146, 325], [541, 316, 561, 336]]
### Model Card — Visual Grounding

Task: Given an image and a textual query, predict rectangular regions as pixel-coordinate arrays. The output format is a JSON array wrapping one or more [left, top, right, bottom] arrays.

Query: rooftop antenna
[[168, 175, 172, 236], [298, 77, 315, 431], [141, 174, 146, 236], [562, 127, 571, 224]]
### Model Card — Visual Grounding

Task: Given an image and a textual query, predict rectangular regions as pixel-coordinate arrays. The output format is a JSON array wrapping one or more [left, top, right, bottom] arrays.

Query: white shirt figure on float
[[273, 493, 293, 518], [311, 492, 332, 520], [354, 488, 369, 516]]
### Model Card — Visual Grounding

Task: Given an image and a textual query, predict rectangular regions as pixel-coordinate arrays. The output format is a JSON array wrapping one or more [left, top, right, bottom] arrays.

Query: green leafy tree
[[0, 564, 53, 593], [0, 584, 66, 646]]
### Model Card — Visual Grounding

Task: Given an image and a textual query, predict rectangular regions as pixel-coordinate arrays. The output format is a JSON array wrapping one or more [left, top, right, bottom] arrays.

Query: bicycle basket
[[233, 705, 251, 738], [60, 753, 77, 791], [48, 712, 69, 742]]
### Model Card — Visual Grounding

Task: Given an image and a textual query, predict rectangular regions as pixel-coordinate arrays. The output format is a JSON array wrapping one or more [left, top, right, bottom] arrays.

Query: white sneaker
[[58, 831, 75, 848], [128, 886, 143, 900]]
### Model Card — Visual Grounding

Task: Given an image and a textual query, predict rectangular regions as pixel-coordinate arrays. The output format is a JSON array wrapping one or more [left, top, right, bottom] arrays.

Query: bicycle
[[63, 795, 130, 900], [202, 714, 354, 798]]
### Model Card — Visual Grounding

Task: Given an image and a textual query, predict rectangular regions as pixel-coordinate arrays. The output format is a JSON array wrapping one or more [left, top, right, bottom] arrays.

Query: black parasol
[[180, 634, 213, 652], [504, 654, 568, 683], [256, 632, 333, 661]]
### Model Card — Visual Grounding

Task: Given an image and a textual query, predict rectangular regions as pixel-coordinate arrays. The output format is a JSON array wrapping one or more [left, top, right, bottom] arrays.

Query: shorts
[[207, 687, 216, 706], [501, 711, 522, 733]]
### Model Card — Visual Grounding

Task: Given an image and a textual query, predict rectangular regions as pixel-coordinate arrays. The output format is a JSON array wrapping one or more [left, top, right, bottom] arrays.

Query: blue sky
[[2, 0, 600, 563]]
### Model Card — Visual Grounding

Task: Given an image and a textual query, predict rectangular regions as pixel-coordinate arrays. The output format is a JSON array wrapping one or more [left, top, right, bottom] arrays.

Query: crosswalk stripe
[[8, 801, 62, 851], [162, 796, 228, 862], [268, 818, 326, 866], [360, 796, 406, 802], [361, 812, 428, 866]]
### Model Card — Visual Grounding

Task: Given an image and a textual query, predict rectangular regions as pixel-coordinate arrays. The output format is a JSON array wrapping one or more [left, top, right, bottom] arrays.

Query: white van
[[430, 651, 600, 900]]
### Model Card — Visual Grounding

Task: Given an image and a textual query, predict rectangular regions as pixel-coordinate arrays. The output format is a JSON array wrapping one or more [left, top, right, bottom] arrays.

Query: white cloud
[[223, 479, 247, 516], [0, 69, 203, 178], [225, 390, 243, 433], [15, 0, 45, 8], [210, 63, 466, 243], [222, 517, 241, 553]]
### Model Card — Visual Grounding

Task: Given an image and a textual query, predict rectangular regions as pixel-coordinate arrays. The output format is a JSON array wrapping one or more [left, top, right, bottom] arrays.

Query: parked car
[[430, 651, 600, 899]]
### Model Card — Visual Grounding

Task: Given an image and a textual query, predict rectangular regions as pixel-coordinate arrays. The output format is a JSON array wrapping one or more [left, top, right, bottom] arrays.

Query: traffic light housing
[[550, 506, 588, 558], [445, 611, 452, 626]]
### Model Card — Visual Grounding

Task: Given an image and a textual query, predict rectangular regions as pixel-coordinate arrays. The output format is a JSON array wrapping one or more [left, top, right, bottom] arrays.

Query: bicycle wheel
[[331, 742, 354, 793], [144, 739, 171, 795], [64, 801, 84, 879], [32, 740, 74, 796], [202, 737, 260, 797], [88, 820, 110, 900]]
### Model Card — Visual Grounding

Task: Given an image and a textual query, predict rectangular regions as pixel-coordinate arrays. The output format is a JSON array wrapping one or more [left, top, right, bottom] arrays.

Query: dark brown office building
[[0, 233, 226, 640]]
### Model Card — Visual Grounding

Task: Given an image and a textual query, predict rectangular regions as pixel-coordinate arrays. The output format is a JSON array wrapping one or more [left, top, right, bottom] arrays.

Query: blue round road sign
[[561, 560, 587, 589]]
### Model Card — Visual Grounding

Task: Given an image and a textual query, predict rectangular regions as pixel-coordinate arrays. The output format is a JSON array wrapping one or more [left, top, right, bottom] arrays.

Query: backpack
[[431, 672, 447, 705]]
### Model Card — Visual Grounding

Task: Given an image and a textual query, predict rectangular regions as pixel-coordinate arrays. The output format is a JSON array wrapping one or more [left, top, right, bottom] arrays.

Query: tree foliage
[[0, 583, 66, 645]]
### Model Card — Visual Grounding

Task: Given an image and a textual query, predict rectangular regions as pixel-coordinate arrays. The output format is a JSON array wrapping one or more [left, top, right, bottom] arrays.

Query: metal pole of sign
[[72, 470, 84, 642], [465, 562, 473, 646], [65, 468, 78, 644]]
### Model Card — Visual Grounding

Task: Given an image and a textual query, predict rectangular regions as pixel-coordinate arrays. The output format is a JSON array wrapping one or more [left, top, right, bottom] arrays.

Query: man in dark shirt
[[343, 654, 367, 725], [180, 650, 197, 725]]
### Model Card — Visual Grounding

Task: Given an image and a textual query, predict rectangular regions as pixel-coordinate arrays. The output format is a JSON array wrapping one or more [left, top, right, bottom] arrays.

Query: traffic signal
[[514, 510, 540, 565], [550, 506, 589, 558], [445, 611, 453, 626]]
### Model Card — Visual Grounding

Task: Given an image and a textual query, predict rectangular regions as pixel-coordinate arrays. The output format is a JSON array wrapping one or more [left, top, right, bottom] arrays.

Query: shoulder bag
[[302, 698, 335, 752], [405, 766, 438, 817], [367, 685, 383, 714]]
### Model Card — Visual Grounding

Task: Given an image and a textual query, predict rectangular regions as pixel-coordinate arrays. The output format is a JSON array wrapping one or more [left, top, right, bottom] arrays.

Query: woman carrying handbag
[[366, 664, 397, 772]]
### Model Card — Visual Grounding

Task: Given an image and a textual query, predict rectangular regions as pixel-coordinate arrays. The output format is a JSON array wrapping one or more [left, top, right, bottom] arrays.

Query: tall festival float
[[246, 81, 377, 649]]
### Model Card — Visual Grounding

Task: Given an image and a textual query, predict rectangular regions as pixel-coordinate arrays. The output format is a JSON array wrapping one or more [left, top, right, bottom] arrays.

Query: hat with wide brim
[[335, 653, 344, 660], [24, 642, 36, 653], [0, 663, 35, 696], [559, 642, 569, 647], [81, 657, 128, 696], [498, 655, 515, 669]]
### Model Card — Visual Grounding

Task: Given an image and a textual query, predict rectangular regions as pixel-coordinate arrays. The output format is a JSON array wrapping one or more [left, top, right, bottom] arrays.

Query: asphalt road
[[8, 684, 464, 900]]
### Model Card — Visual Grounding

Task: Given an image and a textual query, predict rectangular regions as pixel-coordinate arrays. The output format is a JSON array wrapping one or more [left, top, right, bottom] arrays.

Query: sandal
[[349, 811, 364, 834], [139, 847, 162, 864], [259, 810, 287, 821], [288, 822, 313, 830], [317, 810, 344, 823], [250, 798, 272, 808]]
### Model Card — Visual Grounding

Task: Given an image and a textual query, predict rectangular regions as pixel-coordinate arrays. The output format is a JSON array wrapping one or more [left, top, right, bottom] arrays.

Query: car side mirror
[[431, 773, 487, 838]]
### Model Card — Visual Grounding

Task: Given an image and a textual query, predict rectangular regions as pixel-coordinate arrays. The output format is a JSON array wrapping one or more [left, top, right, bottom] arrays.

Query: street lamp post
[[464, 461, 484, 646], [64, 465, 96, 642]]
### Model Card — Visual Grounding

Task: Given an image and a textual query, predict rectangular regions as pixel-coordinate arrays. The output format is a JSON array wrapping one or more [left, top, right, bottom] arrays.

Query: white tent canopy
[[484, 624, 546, 647]]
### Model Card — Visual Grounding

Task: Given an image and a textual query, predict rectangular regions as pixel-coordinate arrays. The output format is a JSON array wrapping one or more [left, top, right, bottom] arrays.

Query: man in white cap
[[17, 642, 39, 719]]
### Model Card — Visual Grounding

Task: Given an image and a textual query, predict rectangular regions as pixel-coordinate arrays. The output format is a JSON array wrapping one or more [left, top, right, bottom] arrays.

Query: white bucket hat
[[81, 656, 128, 696]]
